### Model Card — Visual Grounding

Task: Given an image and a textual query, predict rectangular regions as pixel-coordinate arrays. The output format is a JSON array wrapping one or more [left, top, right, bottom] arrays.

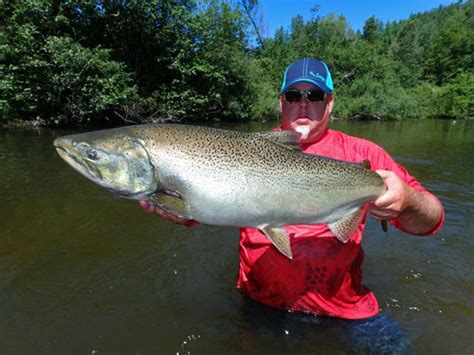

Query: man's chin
[[295, 128, 321, 144]]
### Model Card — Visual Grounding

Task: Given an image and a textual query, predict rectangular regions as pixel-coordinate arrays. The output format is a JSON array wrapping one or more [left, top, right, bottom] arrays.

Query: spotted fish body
[[54, 124, 386, 258]]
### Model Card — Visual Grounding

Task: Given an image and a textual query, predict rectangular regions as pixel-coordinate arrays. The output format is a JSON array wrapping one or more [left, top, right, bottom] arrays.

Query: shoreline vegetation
[[3, 115, 468, 131], [1, 1, 472, 128]]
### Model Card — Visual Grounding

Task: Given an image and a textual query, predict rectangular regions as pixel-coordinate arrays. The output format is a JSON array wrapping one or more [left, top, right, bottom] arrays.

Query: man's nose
[[298, 95, 309, 107]]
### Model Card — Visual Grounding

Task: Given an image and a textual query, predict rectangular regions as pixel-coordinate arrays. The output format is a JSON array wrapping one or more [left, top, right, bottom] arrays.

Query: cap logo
[[309, 71, 325, 82]]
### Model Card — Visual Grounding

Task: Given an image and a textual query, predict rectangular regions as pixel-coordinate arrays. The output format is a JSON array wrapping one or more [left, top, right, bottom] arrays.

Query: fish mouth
[[54, 137, 156, 200], [114, 190, 152, 199], [55, 145, 140, 198], [54, 143, 103, 183]]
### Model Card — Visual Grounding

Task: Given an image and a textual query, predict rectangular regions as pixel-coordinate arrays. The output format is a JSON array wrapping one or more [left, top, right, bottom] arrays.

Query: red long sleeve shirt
[[237, 129, 444, 319]]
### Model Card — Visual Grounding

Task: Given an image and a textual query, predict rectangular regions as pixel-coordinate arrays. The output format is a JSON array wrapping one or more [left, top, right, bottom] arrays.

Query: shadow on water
[[0, 120, 472, 354]]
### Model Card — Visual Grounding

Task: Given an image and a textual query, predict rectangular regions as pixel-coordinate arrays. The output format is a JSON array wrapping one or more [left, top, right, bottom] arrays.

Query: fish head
[[54, 130, 157, 199]]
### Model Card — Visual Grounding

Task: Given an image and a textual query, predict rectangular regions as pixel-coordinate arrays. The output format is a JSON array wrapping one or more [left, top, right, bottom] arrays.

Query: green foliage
[[43, 36, 140, 124], [1, 33, 140, 125], [155, 0, 255, 121], [246, 57, 280, 120], [335, 73, 419, 120], [256, 0, 473, 121], [425, 17, 473, 85], [434, 72, 474, 119], [0, 0, 472, 125], [362, 16, 384, 44], [0, 0, 141, 125]]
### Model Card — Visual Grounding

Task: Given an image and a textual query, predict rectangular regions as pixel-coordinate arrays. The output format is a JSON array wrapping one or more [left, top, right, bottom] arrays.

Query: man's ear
[[326, 95, 334, 114], [279, 95, 284, 113]]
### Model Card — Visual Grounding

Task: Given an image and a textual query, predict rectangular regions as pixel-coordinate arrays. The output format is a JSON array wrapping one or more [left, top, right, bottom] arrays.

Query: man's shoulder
[[315, 129, 391, 165], [326, 129, 384, 151]]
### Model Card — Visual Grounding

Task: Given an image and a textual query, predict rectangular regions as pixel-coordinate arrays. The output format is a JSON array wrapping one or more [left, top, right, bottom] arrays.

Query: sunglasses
[[283, 89, 326, 103]]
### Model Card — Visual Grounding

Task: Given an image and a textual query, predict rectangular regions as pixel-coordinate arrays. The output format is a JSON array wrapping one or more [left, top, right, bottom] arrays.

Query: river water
[[0, 120, 472, 354]]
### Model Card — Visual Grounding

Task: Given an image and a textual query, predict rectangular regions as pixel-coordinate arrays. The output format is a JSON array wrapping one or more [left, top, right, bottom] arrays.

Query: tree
[[0, 0, 140, 124], [424, 17, 473, 85]]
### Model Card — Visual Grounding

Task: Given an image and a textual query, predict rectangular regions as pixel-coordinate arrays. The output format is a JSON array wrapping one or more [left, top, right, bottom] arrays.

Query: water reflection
[[0, 120, 472, 354]]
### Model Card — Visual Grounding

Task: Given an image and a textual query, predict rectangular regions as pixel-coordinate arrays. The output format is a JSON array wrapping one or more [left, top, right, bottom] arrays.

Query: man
[[140, 58, 444, 351], [238, 57, 444, 317]]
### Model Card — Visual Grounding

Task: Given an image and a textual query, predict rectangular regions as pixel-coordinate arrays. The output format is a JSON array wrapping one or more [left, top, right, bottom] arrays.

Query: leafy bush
[[434, 72, 474, 119], [1, 36, 140, 125]]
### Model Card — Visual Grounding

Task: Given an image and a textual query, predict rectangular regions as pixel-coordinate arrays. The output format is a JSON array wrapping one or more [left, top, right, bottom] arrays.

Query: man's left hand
[[369, 170, 412, 221]]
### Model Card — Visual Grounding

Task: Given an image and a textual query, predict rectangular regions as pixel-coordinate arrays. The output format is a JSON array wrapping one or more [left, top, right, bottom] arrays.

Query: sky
[[257, 0, 458, 36]]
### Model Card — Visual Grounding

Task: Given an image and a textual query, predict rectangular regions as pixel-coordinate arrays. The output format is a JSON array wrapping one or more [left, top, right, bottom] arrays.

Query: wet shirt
[[237, 129, 444, 319]]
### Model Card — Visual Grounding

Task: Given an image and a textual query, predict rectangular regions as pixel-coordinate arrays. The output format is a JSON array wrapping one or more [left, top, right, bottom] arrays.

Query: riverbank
[[3, 115, 469, 130]]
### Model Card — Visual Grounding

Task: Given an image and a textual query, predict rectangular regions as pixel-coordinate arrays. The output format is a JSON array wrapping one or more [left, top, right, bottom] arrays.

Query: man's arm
[[369, 170, 443, 235]]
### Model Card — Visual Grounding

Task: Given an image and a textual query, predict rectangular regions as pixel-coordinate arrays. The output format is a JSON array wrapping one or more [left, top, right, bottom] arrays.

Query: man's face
[[280, 82, 334, 144]]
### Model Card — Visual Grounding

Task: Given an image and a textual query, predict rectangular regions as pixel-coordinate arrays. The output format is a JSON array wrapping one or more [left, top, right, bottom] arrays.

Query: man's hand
[[369, 170, 443, 235], [139, 200, 199, 227], [369, 170, 412, 221]]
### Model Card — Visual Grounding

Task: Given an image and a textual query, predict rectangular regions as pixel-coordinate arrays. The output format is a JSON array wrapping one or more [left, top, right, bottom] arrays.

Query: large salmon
[[54, 124, 385, 259]]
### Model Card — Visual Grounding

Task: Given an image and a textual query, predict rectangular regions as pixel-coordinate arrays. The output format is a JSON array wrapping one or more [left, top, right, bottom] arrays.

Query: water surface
[[0, 120, 472, 354]]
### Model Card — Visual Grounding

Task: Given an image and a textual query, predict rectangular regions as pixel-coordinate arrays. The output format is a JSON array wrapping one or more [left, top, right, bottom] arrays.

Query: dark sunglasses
[[283, 89, 326, 103]]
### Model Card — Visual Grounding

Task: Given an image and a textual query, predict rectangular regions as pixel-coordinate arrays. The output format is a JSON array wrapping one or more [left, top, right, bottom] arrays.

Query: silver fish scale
[[130, 124, 381, 190]]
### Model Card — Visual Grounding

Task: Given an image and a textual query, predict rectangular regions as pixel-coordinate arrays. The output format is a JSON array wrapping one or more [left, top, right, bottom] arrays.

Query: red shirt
[[237, 129, 444, 319]]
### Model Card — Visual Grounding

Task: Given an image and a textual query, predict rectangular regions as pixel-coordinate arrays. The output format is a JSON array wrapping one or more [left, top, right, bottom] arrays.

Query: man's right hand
[[139, 200, 199, 227]]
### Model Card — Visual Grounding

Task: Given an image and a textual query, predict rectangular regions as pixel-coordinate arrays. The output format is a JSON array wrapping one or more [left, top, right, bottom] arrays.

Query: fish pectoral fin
[[328, 207, 364, 243], [259, 225, 293, 259], [253, 131, 301, 151], [148, 192, 193, 220]]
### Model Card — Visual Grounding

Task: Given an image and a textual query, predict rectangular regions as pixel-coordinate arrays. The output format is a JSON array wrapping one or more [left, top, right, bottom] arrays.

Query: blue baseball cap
[[280, 58, 333, 94]]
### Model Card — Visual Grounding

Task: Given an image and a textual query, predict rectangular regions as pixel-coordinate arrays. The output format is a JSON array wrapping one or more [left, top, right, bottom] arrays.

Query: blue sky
[[258, 0, 457, 36]]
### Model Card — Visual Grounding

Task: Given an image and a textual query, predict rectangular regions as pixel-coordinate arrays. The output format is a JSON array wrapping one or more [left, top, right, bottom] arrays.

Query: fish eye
[[86, 148, 98, 160]]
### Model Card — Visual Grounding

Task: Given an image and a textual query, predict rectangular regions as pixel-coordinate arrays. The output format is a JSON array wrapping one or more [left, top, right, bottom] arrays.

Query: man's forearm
[[397, 187, 443, 235]]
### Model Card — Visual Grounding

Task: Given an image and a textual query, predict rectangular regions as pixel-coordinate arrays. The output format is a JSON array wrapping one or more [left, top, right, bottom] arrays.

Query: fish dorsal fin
[[328, 207, 365, 243], [253, 131, 300, 151], [148, 192, 193, 220], [258, 225, 293, 259]]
